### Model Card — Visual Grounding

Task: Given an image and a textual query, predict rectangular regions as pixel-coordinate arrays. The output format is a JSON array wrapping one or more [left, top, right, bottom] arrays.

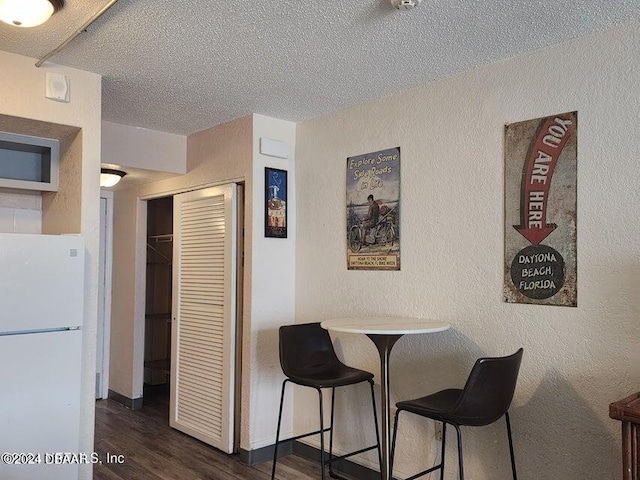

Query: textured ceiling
[[1, 0, 639, 135]]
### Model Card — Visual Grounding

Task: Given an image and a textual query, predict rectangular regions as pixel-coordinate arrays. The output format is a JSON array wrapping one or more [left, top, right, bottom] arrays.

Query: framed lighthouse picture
[[265, 167, 287, 238], [504, 112, 577, 307]]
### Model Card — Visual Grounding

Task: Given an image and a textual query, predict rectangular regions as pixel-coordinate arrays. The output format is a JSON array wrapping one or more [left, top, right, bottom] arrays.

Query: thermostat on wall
[[45, 72, 70, 103]]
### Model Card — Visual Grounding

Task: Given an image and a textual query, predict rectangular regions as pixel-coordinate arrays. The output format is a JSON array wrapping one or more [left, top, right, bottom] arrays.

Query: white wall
[[101, 121, 186, 173], [294, 20, 640, 479], [0, 50, 101, 480], [249, 114, 296, 449]]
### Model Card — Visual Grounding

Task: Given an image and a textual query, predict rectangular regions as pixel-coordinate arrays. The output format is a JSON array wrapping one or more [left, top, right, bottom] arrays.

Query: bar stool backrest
[[279, 322, 341, 380], [452, 348, 524, 426]]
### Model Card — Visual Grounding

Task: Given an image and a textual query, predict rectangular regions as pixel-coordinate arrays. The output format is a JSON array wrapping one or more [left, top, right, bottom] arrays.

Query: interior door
[[170, 184, 237, 453]]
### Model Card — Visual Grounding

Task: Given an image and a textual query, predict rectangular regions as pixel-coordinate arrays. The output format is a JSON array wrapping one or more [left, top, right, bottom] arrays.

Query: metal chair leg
[[274, 381, 380, 480], [271, 380, 289, 480], [318, 388, 326, 480], [454, 425, 464, 480], [390, 409, 401, 478], [505, 412, 518, 480], [368, 379, 382, 474], [329, 387, 336, 477], [440, 422, 447, 480]]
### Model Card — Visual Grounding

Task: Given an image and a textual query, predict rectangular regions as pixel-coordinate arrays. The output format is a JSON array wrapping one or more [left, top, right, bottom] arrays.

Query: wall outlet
[[390, 406, 398, 423], [434, 422, 443, 441]]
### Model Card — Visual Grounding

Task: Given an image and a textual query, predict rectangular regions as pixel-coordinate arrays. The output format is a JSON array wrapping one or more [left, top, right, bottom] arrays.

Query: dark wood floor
[[94, 392, 318, 480]]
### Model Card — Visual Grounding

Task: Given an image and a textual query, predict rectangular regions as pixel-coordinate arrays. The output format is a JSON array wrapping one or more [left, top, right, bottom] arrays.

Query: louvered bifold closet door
[[170, 184, 237, 453]]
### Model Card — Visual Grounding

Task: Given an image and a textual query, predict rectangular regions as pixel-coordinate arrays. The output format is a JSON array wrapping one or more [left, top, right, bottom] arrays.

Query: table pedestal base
[[321, 318, 451, 480], [368, 334, 402, 480]]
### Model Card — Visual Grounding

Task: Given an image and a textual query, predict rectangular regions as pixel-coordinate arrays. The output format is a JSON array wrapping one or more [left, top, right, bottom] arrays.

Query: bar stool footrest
[[405, 463, 442, 480], [279, 427, 332, 444], [323, 444, 379, 465], [326, 445, 380, 480]]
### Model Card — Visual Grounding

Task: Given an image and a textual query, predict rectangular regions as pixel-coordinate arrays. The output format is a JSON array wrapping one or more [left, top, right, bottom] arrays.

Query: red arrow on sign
[[514, 114, 575, 245]]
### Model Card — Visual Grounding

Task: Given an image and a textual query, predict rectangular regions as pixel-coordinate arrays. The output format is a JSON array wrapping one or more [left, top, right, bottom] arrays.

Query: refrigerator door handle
[[0, 326, 82, 337]]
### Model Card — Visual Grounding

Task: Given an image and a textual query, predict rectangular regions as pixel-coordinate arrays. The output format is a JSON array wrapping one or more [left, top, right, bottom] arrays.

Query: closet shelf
[[148, 234, 173, 243], [146, 313, 172, 322], [144, 359, 170, 374]]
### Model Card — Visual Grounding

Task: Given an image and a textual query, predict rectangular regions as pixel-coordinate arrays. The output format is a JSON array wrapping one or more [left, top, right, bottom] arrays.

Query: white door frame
[[97, 190, 114, 400]]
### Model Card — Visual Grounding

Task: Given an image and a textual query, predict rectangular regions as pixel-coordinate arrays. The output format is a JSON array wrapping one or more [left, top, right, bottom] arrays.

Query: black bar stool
[[390, 348, 523, 480], [271, 322, 382, 480]]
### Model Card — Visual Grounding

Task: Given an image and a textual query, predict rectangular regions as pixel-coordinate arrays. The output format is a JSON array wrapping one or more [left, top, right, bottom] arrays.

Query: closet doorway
[[141, 183, 243, 455], [144, 197, 174, 395]]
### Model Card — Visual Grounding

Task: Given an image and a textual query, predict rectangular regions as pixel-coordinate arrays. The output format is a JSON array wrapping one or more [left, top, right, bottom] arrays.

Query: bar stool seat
[[397, 387, 513, 427], [285, 364, 373, 388], [271, 322, 381, 480]]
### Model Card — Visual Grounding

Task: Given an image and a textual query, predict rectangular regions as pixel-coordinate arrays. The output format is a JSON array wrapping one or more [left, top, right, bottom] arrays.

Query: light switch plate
[[45, 72, 70, 103]]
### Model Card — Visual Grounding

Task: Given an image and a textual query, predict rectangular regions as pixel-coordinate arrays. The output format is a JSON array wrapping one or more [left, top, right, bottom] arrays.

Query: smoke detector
[[391, 0, 422, 10]]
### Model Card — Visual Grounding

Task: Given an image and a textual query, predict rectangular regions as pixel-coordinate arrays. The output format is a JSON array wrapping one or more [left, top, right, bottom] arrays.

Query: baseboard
[[239, 441, 293, 466], [293, 441, 383, 480], [240, 439, 384, 480], [107, 389, 143, 410]]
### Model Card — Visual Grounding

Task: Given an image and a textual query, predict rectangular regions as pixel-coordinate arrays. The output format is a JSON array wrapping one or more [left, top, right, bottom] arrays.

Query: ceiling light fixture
[[100, 168, 126, 188], [391, 0, 422, 10], [0, 0, 64, 28]]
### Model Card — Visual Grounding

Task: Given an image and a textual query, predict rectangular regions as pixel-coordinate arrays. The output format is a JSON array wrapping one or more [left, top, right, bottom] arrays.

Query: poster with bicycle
[[346, 147, 400, 270]]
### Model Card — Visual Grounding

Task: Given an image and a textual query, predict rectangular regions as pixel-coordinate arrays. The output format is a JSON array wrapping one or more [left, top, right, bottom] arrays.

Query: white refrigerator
[[0, 233, 84, 480]]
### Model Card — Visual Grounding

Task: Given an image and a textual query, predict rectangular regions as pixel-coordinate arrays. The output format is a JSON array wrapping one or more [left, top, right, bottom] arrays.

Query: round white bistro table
[[321, 317, 450, 480]]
